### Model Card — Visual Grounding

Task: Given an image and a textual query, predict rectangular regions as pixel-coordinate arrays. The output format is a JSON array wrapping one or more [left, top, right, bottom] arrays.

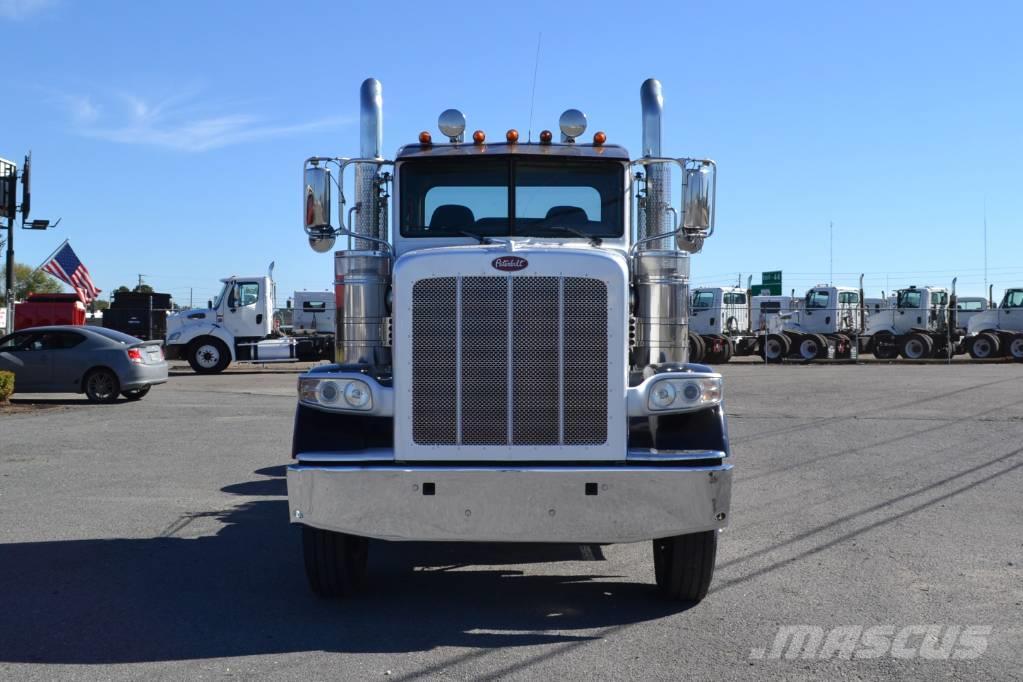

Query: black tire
[[720, 338, 734, 363], [762, 334, 788, 363], [302, 526, 369, 598], [814, 334, 831, 359], [797, 335, 822, 361], [900, 333, 933, 360], [688, 333, 706, 364], [121, 386, 152, 400], [84, 368, 120, 404], [1009, 334, 1023, 361], [872, 332, 898, 359], [968, 332, 1000, 360], [188, 337, 230, 374], [653, 530, 718, 603]]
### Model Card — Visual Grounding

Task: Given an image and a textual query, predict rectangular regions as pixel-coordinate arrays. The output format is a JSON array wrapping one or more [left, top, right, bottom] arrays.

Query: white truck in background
[[965, 288, 1023, 360], [687, 287, 800, 363], [165, 270, 335, 373], [861, 284, 960, 359], [760, 285, 863, 361], [955, 296, 988, 332]]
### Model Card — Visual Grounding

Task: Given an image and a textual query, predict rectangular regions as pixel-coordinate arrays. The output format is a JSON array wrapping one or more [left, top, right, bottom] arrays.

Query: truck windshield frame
[[399, 156, 624, 239]]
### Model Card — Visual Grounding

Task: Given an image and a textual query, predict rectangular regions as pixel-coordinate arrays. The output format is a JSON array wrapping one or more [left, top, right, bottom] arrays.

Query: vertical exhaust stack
[[633, 79, 689, 367], [335, 78, 391, 367], [639, 79, 672, 251], [355, 78, 384, 250]]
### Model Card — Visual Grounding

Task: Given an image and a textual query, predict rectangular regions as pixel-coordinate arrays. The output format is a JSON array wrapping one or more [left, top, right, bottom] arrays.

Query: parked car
[[0, 325, 168, 403]]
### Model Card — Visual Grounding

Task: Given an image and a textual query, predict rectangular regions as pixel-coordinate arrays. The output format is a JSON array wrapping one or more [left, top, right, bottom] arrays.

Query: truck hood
[[166, 308, 217, 338], [967, 310, 999, 335]]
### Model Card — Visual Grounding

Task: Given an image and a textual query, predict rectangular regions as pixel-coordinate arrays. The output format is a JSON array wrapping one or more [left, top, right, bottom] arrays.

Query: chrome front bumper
[[287, 453, 732, 543]]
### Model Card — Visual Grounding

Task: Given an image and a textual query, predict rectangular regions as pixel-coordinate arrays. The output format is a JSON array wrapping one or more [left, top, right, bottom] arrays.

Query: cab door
[[222, 281, 265, 339], [0, 332, 51, 391], [1000, 290, 1023, 329]]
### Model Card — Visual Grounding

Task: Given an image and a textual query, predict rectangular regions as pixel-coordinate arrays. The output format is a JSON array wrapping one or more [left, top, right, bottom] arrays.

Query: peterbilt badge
[[492, 256, 528, 272]]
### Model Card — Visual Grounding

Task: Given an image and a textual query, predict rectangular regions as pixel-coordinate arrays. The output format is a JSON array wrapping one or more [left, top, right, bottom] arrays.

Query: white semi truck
[[760, 285, 863, 361], [287, 78, 732, 603], [965, 288, 1023, 360], [688, 286, 753, 363], [165, 271, 334, 373], [861, 284, 960, 359]]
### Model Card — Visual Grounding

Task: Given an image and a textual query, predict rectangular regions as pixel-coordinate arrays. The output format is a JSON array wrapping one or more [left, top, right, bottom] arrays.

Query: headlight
[[647, 376, 722, 411], [299, 377, 373, 411]]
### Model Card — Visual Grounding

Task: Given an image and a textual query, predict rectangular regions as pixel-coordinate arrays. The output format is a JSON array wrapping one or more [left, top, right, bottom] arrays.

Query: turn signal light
[[506, 129, 519, 142], [418, 131, 432, 145], [472, 129, 486, 144], [593, 131, 607, 145], [539, 129, 553, 144]]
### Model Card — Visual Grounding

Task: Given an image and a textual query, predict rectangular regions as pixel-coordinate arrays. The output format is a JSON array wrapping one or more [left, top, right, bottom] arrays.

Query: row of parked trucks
[[687, 282, 1023, 363]]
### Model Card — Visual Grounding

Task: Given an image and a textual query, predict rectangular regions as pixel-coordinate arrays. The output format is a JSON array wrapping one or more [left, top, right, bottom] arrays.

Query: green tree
[[114, 285, 130, 294], [0, 262, 63, 300], [133, 283, 154, 293]]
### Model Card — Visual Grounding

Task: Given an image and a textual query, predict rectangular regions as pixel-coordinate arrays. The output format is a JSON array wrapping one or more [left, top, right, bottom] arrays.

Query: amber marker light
[[593, 131, 607, 145], [506, 129, 519, 143], [539, 129, 553, 144], [418, 131, 432, 145], [472, 129, 486, 144]]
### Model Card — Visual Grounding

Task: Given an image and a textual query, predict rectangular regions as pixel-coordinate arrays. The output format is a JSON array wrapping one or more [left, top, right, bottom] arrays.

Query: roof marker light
[[506, 129, 519, 143], [418, 131, 432, 145], [539, 129, 553, 144], [593, 131, 607, 145], [472, 129, 486, 144]]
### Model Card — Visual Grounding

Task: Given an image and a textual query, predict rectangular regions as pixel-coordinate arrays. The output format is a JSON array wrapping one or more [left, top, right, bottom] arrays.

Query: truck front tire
[[968, 332, 1000, 360], [653, 530, 717, 603], [302, 526, 369, 598], [188, 337, 230, 374]]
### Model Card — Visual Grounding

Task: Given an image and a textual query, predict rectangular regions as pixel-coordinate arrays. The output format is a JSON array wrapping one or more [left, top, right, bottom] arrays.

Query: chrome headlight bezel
[[644, 375, 723, 413], [299, 376, 374, 412]]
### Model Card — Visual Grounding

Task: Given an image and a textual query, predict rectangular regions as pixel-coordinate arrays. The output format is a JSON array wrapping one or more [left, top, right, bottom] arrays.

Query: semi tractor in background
[[687, 286, 801, 363], [966, 287, 1023, 360], [287, 77, 732, 602], [164, 268, 335, 373], [760, 285, 863, 362], [860, 284, 959, 359]]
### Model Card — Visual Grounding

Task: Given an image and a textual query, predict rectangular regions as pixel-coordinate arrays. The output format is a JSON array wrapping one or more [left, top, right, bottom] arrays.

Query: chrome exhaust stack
[[633, 79, 689, 366], [335, 78, 391, 367]]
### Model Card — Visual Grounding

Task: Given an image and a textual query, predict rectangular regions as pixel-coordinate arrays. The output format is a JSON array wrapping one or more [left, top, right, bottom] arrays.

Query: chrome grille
[[411, 275, 608, 447]]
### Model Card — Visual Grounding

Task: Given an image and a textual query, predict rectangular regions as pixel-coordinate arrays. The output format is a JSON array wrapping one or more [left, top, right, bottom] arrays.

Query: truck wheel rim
[[1011, 339, 1023, 358], [196, 344, 220, 368], [766, 340, 782, 358], [906, 340, 923, 358], [974, 340, 991, 357], [800, 340, 817, 359]]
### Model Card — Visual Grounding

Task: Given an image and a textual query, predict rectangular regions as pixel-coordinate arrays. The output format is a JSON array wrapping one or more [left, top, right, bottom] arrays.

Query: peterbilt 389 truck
[[287, 78, 731, 603]]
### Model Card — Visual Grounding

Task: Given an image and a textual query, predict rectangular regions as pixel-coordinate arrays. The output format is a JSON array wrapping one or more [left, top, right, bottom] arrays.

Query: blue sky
[[2, 0, 1021, 304]]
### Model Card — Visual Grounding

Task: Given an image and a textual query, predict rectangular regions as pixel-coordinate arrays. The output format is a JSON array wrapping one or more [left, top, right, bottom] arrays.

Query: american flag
[[41, 241, 101, 304]]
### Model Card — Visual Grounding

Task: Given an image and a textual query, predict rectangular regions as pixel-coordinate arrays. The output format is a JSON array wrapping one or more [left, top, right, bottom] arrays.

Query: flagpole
[[31, 238, 69, 277]]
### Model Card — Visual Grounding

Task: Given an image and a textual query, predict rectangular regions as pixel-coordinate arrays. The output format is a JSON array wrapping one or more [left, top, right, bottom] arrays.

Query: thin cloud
[[59, 91, 350, 152], [0, 0, 55, 20]]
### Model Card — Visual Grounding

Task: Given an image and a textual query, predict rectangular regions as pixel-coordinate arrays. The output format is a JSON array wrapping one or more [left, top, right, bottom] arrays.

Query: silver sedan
[[0, 325, 168, 403]]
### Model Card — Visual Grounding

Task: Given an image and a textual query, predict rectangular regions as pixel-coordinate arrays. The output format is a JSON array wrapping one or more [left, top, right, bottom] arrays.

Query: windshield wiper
[[458, 230, 492, 244], [544, 225, 602, 246]]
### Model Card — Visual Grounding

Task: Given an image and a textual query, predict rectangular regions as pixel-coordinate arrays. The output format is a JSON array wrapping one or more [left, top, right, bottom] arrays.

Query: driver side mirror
[[682, 161, 715, 234], [207, 299, 213, 309]]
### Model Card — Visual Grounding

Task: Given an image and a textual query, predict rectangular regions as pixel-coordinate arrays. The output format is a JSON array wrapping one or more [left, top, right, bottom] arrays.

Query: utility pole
[[2, 157, 17, 334], [829, 221, 834, 286], [983, 197, 988, 296], [137, 273, 146, 289]]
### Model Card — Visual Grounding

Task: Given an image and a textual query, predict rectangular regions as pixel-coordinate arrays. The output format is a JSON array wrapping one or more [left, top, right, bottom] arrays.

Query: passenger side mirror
[[304, 165, 336, 253], [207, 299, 212, 309]]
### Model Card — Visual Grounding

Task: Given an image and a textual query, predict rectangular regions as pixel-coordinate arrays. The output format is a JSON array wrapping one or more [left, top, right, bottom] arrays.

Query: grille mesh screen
[[411, 275, 608, 447]]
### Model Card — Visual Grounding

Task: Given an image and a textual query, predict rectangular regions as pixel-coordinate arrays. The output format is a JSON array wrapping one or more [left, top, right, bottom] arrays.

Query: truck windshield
[[399, 156, 624, 239], [897, 290, 922, 309], [211, 282, 229, 310], [1002, 290, 1023, 308], [805, 290, 830, 309]]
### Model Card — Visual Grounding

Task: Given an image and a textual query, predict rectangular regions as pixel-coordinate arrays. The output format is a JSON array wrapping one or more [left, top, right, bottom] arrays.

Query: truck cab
[[966, 288, 1023, 360], [288, 78, 731, 603], [690, 287, 749, 336]]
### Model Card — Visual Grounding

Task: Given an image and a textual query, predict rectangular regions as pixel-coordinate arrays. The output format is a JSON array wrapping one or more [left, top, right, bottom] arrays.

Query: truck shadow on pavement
[[0, 466, 688, 664]]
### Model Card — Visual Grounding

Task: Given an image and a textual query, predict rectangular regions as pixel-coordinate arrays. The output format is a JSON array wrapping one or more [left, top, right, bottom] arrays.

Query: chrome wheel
[[799, 338, 819, 360], [764, 338, 784, 361], [1009, 336, 1023, 360], [195, 343, 221, 369], [904, 339, 925, 359]]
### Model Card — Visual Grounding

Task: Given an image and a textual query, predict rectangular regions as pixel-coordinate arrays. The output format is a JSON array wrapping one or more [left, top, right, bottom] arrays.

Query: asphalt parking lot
[[1, 362, 1021, 680]]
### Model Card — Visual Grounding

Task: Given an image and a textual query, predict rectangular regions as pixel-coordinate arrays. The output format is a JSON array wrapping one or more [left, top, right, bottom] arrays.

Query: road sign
[[762, 270, 782, 285], [0, 158, 15, 219], [751, 284, 781, 296]]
